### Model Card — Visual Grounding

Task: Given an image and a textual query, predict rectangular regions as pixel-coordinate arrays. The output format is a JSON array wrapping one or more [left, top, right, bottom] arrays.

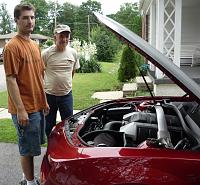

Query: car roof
[[94, 12, 200, 104]]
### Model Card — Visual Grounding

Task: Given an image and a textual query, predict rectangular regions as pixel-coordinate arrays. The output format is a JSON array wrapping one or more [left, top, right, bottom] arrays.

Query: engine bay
[[75, 99, 200, 151]]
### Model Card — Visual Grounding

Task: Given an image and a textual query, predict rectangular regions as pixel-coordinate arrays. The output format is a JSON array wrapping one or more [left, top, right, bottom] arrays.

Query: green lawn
[[0, 91, 8, 108], [0, 119, 17, 143], [0, 62, 121, 110], [73, 62, 122, 109], [0, 62, 121, 143], [0, 61, 154, 143]]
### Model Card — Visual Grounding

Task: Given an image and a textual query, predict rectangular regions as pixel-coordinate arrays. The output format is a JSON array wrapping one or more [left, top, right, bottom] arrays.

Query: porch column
[[174, 0, 182, 67], [155, 0, 164, 78], [149, 0, 156, 71]]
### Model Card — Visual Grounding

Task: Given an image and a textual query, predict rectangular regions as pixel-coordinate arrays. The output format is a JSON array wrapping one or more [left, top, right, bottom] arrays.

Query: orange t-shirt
[[3, 35, 47, 114]]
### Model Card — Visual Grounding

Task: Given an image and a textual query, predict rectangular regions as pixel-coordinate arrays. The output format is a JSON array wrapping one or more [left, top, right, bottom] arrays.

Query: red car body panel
[[41, 101, 200, 185]]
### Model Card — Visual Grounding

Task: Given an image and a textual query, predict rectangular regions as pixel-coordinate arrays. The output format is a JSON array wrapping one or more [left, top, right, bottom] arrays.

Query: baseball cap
[[54, 24, 71, 34]]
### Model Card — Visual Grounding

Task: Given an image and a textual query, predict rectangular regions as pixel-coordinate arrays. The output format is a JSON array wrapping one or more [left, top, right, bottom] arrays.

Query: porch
[[149, 66, 200, 85], [140, 0, 200, 95], [148, 65, 200, 96]]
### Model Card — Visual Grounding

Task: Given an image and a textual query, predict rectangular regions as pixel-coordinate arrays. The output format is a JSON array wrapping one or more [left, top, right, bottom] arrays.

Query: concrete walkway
[[0, 143, 45, 185], [0, 108, 10, 119], [0, 109, 80, 184], [0, 108, 81, 184], [92, 91, 123, 103]]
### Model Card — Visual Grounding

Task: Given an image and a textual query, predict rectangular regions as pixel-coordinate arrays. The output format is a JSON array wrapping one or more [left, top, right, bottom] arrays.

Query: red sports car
[[40, 13, 200, 185]]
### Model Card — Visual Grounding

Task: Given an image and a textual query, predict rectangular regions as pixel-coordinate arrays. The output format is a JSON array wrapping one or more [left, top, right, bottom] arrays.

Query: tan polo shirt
[[42, 45, 80, 96]]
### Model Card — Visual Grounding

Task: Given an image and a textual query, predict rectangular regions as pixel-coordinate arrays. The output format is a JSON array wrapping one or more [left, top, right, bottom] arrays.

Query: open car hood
[[94, 12, 200, 104]]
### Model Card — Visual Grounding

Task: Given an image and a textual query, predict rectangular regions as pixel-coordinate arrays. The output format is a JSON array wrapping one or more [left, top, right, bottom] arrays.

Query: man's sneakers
[[19, 179, 27, 185], [35, 179, 40, 185], [19, 178, 40, 185]]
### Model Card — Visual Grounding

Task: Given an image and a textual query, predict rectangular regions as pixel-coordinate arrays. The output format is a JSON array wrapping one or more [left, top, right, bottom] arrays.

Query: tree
[[91, 26, 120, 62], [0, 3, 14, 34], [118, 46, 139, 82], [46, 0, 65, 36], [111, 3, 143, 80], [56, 2, 78, 38], [113, 3, 142, 36], [75, 0, 102, 41], [47, 0, 102, 41]]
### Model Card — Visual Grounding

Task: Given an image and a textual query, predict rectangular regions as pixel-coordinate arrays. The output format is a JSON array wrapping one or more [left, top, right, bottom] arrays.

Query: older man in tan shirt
[[42, 24, 80, 137]]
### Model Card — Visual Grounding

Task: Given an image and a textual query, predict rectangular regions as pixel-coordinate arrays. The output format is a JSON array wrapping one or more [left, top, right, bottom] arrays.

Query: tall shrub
[[118, 46, 138, 82]]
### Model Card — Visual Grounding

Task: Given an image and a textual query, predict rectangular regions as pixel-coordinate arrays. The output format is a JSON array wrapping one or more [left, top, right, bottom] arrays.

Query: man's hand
[[44, 104, 50, 116], [17, 108, 29, 126]]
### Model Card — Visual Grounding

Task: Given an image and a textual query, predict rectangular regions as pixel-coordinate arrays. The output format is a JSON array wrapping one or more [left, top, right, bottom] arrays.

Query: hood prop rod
[[134, 52, 156, 104]]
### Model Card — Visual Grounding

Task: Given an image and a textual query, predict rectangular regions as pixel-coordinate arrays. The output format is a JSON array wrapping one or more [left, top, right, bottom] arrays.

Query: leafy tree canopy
[[0, 3, 14, 34], [113, 2, 142, 36]]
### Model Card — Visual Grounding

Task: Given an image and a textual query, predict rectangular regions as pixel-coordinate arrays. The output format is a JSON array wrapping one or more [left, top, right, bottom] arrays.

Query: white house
[[139, 0, 200, 96]]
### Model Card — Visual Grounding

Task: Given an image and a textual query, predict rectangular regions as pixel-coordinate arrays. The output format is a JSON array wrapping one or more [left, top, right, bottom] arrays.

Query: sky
[[0, 0, 139, 16]]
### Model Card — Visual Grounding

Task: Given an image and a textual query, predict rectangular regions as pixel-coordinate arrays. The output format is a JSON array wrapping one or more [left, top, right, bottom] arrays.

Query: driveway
[[0, 64, 6, 92], [0, 143, 45, 185]]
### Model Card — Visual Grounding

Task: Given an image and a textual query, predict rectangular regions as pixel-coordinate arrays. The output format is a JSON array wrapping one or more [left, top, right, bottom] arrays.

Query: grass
[[0, 61, 153, 144], [135, 90, 152, 97], [0, 62, 122, 110], [0, 119, 17, 143], [73, 62, 122, 109], [0, 61, 121, 143], [0, 91, 8, 108], [0, 61, 122, 143]]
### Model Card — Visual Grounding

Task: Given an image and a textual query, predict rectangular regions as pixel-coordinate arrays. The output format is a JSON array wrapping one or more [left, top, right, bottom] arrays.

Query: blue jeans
[[45, 91, 73, 137], [12, 111, 45, 156]]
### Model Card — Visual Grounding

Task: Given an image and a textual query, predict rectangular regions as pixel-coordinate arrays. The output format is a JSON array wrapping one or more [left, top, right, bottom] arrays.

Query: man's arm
[[72, 48, 80, 78], [72, 69, 75, 78], [6, 75, 29, 126]]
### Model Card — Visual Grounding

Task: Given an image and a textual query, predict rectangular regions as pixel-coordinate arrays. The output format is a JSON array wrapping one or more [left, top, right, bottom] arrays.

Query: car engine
[[76, 100, 200, 151]]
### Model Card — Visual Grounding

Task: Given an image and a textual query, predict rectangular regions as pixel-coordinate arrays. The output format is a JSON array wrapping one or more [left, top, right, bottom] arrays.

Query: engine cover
[[120, 112, 184, 145]]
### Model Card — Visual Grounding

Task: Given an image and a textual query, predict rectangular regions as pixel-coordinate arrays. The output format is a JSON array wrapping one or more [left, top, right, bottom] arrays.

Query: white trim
[[156, 0, 164, 52], [156, 0, 165, 78], [149, 1, 156, 71], [145, 0, 154, 15], [174, 0, 182, 67], [140, 0, 153, 14], [163, 0, 176, 61]]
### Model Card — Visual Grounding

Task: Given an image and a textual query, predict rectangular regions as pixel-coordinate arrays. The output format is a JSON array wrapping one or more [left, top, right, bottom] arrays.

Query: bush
[[91, 26, 120, 62], [41, 39, 54, 49], [118, 46, 139, 82], [77, 57, 102, 73]]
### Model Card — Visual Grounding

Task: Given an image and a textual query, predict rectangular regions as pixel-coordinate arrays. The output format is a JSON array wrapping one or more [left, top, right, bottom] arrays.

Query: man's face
[[16, 10, 35, 34], [55, 31, 70, 49]]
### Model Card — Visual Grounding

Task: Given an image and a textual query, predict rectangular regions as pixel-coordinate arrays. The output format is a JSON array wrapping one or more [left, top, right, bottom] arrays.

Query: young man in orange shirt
[[3, 3, 49, 185]]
